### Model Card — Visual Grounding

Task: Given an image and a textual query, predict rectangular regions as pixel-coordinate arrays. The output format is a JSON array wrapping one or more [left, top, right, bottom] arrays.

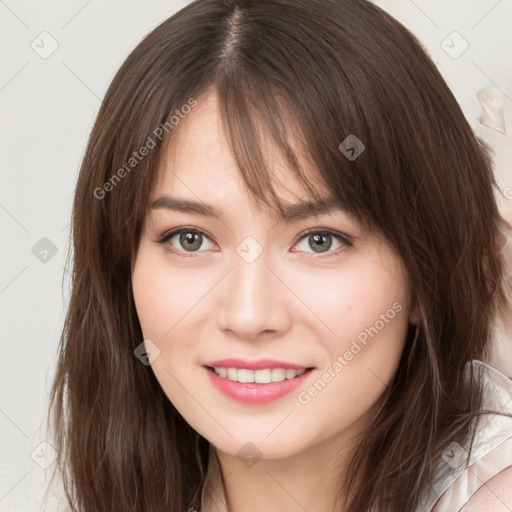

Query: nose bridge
[[218, 238, 288, 338]]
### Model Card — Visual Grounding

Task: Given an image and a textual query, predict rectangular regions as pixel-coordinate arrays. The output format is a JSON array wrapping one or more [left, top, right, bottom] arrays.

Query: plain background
[[1, 1, 511, 510]]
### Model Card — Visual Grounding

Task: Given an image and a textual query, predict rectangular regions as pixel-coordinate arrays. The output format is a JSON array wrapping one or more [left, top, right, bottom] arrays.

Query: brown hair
[[47, 0, 512, 510]]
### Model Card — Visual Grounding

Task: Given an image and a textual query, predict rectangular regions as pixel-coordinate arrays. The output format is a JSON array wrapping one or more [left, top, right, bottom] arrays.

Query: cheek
[[132, 249, 210, 342], [319, 267, 407, 406], [287, 255, 407, 346], [293, 265, 407, 440], [291, 253, 408, 409], [131, 250, 208, 410]]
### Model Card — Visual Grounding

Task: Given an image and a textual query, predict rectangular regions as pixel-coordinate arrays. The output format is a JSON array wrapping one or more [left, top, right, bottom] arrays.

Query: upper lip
[[203, 358, 313, 370]]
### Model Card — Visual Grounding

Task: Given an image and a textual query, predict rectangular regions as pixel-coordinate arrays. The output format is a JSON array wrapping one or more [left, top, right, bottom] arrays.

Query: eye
[[292, 228, 352, 258], [155, 227, 214, 256], [155, 226, 352, 259]]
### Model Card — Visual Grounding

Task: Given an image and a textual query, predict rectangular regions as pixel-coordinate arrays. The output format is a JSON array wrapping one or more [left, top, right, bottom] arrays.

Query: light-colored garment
[[424, 360, 512, 511], [200, 360, 512, 512]]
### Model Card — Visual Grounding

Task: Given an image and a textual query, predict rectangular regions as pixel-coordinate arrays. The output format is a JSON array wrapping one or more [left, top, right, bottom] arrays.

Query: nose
[[217, 245, 291, 340]]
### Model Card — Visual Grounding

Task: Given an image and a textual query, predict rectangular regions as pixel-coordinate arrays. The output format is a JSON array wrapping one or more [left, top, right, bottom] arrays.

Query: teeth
[[213, 367, 307, 383]]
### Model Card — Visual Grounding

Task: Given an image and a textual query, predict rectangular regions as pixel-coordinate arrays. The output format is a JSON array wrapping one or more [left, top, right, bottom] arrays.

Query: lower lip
[[204, 366, 315, 404]]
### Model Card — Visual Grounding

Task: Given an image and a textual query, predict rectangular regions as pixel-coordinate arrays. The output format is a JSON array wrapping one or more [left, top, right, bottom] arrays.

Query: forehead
[[151, 89, 334, 218]]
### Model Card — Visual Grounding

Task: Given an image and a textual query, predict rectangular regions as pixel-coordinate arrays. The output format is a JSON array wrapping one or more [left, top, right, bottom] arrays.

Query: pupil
[[311, 233, 331, 253]]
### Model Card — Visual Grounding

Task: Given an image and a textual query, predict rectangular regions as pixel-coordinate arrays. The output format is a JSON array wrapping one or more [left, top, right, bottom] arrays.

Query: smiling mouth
[[205, 366, 315, 384]]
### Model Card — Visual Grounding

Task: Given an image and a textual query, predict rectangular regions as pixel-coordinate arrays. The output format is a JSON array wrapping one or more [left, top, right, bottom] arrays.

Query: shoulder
[[459, 465, 512, 511]]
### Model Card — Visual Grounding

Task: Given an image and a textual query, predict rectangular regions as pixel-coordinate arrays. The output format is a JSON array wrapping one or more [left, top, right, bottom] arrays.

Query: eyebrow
[[149, 195, 347, 223]]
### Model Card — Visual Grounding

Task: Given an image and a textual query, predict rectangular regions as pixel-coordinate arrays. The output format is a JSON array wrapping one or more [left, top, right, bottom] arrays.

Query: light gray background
[[1, 1, 511, 510]]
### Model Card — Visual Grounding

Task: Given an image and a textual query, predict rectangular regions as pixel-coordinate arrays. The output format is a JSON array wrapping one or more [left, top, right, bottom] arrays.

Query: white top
[[200, 360, 512, 512]]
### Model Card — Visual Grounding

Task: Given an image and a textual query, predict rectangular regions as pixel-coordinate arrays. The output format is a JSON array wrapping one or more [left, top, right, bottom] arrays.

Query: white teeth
[[237, 369, 254, 383], [213, 367, 307, 383], [254, 368, 271, 383], [271, 368, 286, 382]]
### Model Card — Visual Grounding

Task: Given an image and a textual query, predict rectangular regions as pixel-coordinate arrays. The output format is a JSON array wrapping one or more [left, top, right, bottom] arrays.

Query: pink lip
[[203, 358, 311, 370], [204, 366, 315, 405]]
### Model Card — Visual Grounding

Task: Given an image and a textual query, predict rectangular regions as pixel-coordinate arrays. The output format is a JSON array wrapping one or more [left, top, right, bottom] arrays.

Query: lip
[[203, 366, 316, 405], [203, 358, 311, 370]]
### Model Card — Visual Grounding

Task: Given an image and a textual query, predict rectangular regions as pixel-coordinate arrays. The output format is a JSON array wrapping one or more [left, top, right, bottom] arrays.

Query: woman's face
[[132, 89, 415, 460]]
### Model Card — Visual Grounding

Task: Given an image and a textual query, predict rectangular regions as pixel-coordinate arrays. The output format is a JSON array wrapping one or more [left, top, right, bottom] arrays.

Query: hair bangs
[[212, 73, 377, 234]]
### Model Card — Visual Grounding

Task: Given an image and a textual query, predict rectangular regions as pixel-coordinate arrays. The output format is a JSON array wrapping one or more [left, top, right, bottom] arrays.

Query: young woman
[[47, 0, 512, 510]]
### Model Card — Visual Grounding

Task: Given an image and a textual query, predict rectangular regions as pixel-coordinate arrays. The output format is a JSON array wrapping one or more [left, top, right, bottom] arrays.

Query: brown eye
[[157, 227, 214, 254], [307, 233, 333, 253], [178, 231, 203, 251], [293, 229, 352, 258]]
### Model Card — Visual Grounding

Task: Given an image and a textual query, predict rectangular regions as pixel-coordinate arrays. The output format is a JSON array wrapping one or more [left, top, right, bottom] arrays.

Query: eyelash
[[154, 226, 353, 260]]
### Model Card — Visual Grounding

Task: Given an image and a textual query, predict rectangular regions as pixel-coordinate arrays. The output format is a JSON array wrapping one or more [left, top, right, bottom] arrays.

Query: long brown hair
[[46, 0, 512, 510]]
